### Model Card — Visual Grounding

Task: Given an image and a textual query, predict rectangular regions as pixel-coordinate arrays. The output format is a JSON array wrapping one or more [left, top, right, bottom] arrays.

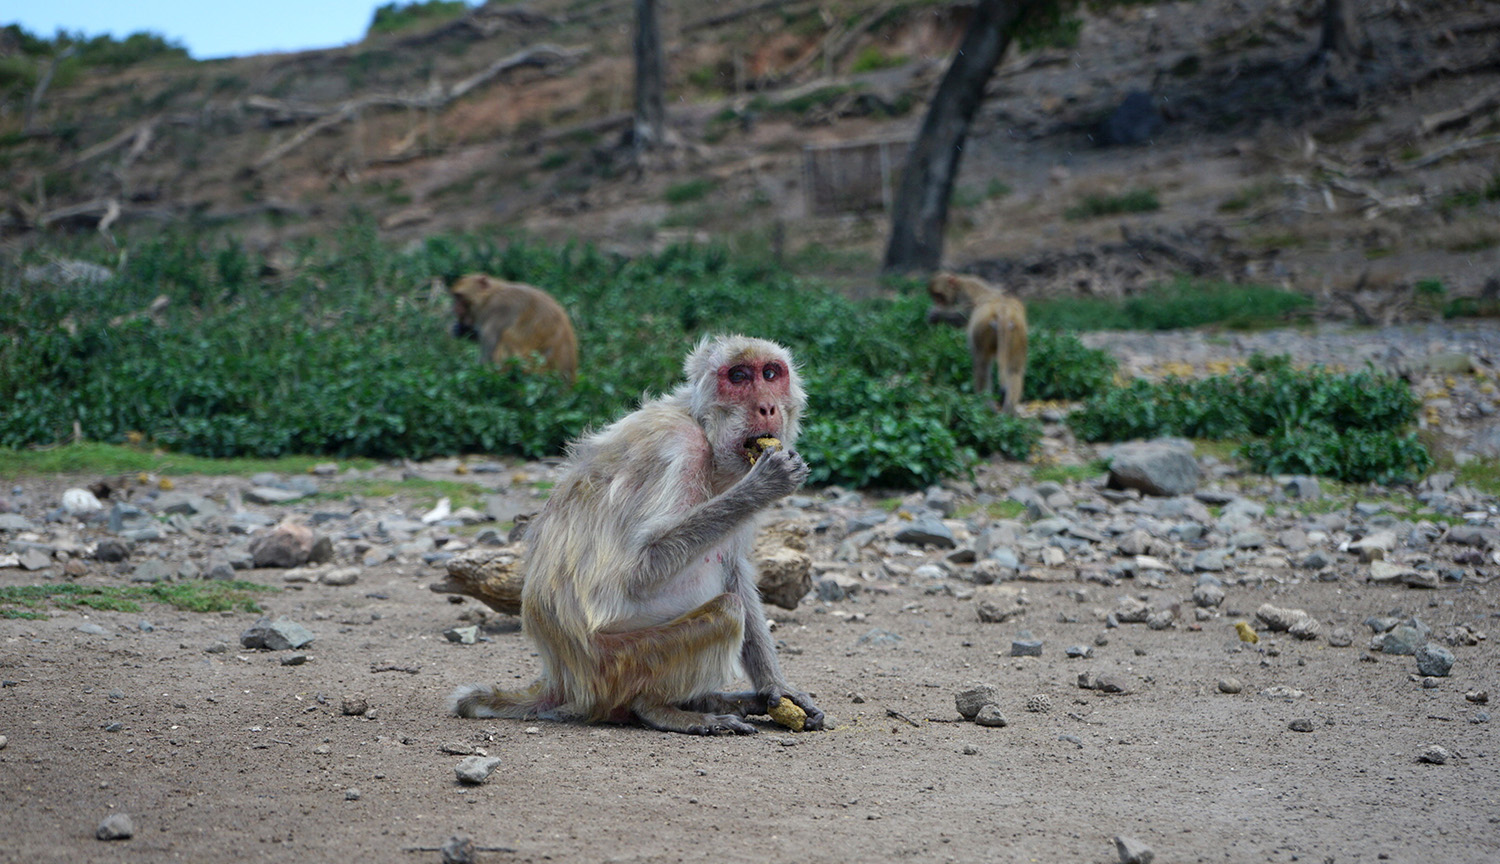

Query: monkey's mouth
[[744, 436, 782, 465]]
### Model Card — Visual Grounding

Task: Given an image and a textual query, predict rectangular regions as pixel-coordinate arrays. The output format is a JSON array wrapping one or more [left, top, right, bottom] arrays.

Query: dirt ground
[[2, 475, 1497, 864]]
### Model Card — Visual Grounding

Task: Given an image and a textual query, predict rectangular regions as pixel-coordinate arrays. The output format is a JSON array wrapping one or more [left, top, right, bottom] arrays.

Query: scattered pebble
[[1417, 745, 1450, 765], [341, 696, 369, 716], [961, 744, 980, 755], [1415, 643, 1455, 678], [345, 788, 361, 800], [1114, 834, 1154, 864], [1024, 694, 1053, 713], [95, 813, 134, 841], [955, 683, 999, 720], [1288, 718, 1315, 733], [1218, 677, 1242, 694], [455, 755, 503, 785], [974, 705, 1008, 728]]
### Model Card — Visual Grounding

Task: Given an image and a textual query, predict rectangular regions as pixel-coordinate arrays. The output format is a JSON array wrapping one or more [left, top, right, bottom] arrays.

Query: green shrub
[[1067, 354, 1427, 484], [1028, 279, 1312, 331], [664, 178, 717, 204], [368, 1, 469, 36], [0, 228, 1078, 488]]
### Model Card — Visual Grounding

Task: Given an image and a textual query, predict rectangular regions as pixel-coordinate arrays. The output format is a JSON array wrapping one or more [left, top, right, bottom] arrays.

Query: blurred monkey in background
[[449, 273, 578, 383], [926, 272, 1028, 414]]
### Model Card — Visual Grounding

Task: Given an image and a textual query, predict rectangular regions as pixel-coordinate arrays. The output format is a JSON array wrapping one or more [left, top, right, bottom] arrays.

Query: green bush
[[368, 1, 469, 36], [1067, 354, 1428, 484], [1064, 188, 1160, 221], [1, 228, 1115, 488], [1028, 278, 1313, 332]]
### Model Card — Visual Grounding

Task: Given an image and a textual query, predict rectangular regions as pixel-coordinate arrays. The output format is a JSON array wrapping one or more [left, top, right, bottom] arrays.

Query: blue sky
[[3, 1, 475, 60]]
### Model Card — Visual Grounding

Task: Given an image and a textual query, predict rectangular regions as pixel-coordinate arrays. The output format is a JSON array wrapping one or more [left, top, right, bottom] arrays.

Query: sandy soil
[[2, 475, 1497, 864]]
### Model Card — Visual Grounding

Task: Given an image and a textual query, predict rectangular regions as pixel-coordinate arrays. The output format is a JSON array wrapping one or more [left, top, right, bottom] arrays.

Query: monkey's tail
[[449, 681, 556, 719]]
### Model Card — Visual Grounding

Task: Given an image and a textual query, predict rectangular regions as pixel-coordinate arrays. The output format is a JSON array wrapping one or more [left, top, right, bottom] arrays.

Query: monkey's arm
[[729, 555, 826, 730], [629, 448, 808, 599]]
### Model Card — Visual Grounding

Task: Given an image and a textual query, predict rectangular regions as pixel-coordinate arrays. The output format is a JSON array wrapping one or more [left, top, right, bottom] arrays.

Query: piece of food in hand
[[767, 697, 807, 732], [745, 436, 782, 465]]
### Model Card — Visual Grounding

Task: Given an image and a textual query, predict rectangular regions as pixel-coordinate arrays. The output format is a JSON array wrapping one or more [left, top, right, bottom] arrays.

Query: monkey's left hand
[[757, 684, 825, 731]]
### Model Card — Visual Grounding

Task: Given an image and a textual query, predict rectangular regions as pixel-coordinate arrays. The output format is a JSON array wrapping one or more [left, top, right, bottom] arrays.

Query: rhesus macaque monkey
[[449, 273, 579, 383], [450, 335, 825, 735], [926, 271, 1028, 415]]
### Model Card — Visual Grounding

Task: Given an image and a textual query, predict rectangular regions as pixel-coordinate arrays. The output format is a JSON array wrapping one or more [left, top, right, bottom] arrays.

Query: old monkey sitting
[[926, 272, 1028, 415], [449, 273, 579, 383], [450, 334, 825, 735]]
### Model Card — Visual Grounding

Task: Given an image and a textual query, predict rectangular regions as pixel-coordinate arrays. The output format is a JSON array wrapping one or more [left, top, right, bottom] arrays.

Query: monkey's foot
[[634, 702, 757, 735]]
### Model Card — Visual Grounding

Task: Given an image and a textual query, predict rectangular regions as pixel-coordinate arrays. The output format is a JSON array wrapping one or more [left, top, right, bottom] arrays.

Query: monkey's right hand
[[743, 446, 809, 501]]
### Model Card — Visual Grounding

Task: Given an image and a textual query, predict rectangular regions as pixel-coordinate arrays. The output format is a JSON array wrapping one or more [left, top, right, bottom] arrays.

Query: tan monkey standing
[[449, 273, 579, 383], [450, 334, 825, 735], [926, 272, 1028, 414]]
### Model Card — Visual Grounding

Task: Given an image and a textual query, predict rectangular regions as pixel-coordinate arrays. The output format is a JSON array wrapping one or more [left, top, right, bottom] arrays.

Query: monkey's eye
[[762, 365, 779, 381], [728, 365, 753, 384]]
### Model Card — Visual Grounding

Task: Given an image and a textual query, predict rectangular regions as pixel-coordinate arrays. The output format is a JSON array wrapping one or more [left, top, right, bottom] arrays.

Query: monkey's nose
[[758, 403, 777, 417]]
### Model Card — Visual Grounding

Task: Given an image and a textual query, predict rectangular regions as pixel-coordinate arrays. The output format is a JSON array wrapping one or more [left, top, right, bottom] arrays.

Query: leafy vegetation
[[0, 228, 1120, 488], [0, 24, 188, 101], [0, 580, 277, 620], [1068, 354, 1429, 484]]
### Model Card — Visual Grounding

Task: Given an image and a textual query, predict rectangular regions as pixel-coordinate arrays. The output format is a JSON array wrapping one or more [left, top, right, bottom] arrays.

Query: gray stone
[[1191, 583, 1225, 608], [1415, 643, 1455, 677], [974, 704, 1009, 727], [1192, 548, 1231, 572], [1288, 718, 1314, 733], [857, 628, 902, 647], [1065, 644, 1093, 659], [0, 513, 35, 532], [18, 548, 51, 570], [245, 486, 305, 505], [454, 755, 503, 785], [1446, 525, 1498, 547], [1417, 744, 1451, 765], [444, 626, 479, 645], [96, 812, 134, 841], [1282, 476, 1321, 500], [1098, 89, 1163, 146], [1010, 637, 1043, 657], [76, 622, 109, 636], [205, 556, 237, 580], [321, 567, 360, 587], [61, 488, 104, 515], [129, 560, 174, 583], [1107, 440, 1200, 497], [1218, 677, 1243, 694], [249, 521, 316, 568], [1328, 627, 1353, 648], [1300, 550, 1331, 570], [955, 683, 999, 719], [1114, 834, 1155, 864], [1381, 626, 1425, 656], [894, 516, 955, 549], [976, 599, 1019, 623], [240, 616, 315, 650]]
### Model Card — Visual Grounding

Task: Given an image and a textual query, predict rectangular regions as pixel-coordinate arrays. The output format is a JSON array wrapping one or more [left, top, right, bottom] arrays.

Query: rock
[[321, 567, 360, 586], [1289, 617, 1321, 641], [1349, 531, 1397, 562], [1191, 583, 1225, 608], [973, 556, 1017, 584], [1191, 548, 1231, 572], [1288, 718, 1315, 732], [974, 704, 1009, 727], [1417, 744, 1451, 765], [455, 755, 503, 784], [1065, 644, 1093, 658], [955, 683, 1000, 720], [1328, 627, 1353, 648], [444, 626, 479, 645], [345, 788, 361, 801], [248, 521, 318, 568], [18, 548, 51, 571], [1415, 643, 1455, 677], [94, 538, 133, 562], [239, 616, 315, 650], [1255, 603, 1311, 632], [1107, 439, 1200, 497], [1114, 834, 1155, 864], [204, 556, 236, 580], [1024, 694, 1052, 713], [1146, 609, 1176, 630], [76, 622, 109, 636], [244, 486, 305, 505], [1381, 625, 1425, 656], [1218, 677, 1242, 694], [341, 695, 369, 716], [756, 547, 812, 610], [441, 834, 477, 864], [1010, 637, 1044, 657], [1282, 476, 1321, 500], [129, 560, 173, 583], [96, 812, 134, 840], [1095, 675, 1130, 694], [893, 516, 955, 549], [61, 488, 104, 516], [857, 628, 902, 646], [1113, 596, 1151, 623], [976, 599, 1020, 623]]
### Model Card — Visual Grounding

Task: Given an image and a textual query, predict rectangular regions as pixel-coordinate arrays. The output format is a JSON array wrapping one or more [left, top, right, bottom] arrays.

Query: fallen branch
[[1421, 86, 1500, 135], [247, 45, 579, 171], [1403, 134, 1500, 170]]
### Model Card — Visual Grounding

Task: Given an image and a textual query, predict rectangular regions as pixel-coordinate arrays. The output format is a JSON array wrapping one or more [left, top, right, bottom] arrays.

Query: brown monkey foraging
[[926, 272, 1028, 415], [449, 273, 578, 382], [449, 334, 825, 735]]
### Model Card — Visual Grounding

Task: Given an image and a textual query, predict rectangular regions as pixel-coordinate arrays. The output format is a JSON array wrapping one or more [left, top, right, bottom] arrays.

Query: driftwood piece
[[431, 545, 527, 616], [1421, 87, 1500, 135]]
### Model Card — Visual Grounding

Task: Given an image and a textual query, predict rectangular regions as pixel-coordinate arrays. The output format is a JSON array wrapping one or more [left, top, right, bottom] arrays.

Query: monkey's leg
[[596, 594, 756, 735]]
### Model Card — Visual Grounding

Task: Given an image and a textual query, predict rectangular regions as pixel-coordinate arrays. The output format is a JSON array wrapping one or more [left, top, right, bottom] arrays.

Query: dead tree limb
[[1420, 87, 1500, 135], [1404, 134, 1500, 170]]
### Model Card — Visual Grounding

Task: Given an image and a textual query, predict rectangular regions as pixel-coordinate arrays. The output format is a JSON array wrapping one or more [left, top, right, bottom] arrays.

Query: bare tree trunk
[[882, 0, 1046, 276], [633, 0, 667, 149], [1318, 0, 1368, 58]]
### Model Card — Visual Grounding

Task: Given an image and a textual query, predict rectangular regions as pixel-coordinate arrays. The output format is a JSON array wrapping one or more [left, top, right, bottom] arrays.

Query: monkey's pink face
[[717, 359, 792, 442]]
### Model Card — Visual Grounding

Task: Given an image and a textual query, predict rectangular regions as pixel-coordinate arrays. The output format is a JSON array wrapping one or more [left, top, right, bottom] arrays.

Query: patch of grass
[[850, 47, 907, 74], [539, 151, 572, 171], [367, 1, 468, 37], [1064, 188, 1159, 221], [663, 178, 717, 205], [953, 178, 1012, 209], [0, 580, 277, 619], [0, 442, 376, 478], [1031, 461, 1106, 483], [1218, 182, 1276, 213], [1454, 457, 1500, 496]]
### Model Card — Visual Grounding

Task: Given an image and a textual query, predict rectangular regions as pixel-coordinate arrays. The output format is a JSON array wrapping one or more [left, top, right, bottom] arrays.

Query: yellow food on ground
[[1234, 621, 1259, 644], [768, 697, 807, 732], [158, 477, 174, 491]]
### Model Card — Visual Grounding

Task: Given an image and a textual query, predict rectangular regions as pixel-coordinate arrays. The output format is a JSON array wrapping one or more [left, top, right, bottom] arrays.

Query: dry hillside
[[3, 0, 1499, 313]]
